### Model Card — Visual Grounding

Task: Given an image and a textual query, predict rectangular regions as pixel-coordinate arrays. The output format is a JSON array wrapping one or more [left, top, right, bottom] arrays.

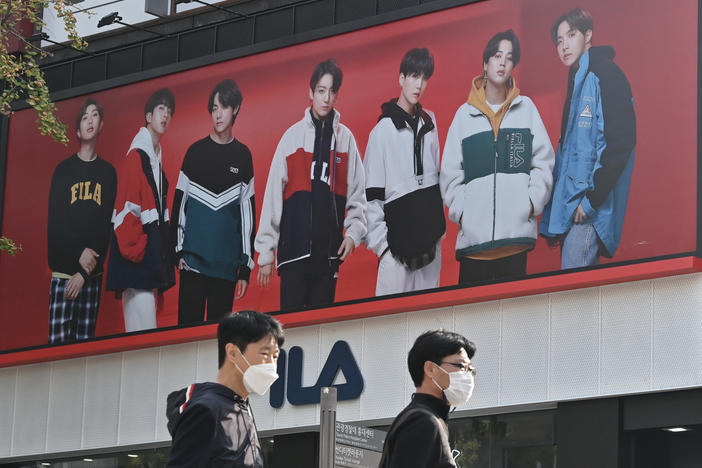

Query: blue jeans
[[561, 222, 600, 269]]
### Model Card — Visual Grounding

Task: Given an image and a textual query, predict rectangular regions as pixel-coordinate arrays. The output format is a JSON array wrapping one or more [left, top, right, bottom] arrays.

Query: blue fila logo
[[269, 340, 364, 408]]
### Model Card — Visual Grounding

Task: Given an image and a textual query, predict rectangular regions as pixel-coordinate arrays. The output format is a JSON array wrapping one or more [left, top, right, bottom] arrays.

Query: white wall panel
[[358, 314, 410, 422], [118, 349, 159, 445], [0, 367, 17, 457], [454, 301, 501, 409], [601, 281, 652, 394], [83, 354, 122, 449], [4, 274, 702, 460], [156, 343, 199, 441], [500, 295, 549, 406], [13, 364, 51, 456], [549, 288, 600, 400], [195, 340, 218, 383], [652, 275, 702, 389], [46, 359, 86, 453]]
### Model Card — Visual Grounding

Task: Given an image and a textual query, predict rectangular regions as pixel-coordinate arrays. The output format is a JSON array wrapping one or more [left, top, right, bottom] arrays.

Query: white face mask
[[432, 364, 475, 407], [235, 350, 279, 396]]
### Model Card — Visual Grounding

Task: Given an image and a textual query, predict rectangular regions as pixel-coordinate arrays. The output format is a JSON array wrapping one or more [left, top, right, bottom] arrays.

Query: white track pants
[[375, 244, 441, 296], [122, 288, 157, 332]]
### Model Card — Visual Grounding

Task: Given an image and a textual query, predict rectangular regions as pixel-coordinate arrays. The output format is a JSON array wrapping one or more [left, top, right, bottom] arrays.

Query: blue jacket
[[540, 46, 636, 257]]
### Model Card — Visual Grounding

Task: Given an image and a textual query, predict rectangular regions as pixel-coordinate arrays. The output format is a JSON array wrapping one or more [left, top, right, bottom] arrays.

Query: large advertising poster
[[0, 0, 697, 352]]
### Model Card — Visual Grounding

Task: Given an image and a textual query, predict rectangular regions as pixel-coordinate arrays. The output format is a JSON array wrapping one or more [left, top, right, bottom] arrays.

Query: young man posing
[[379, 329, 476, 468], [364, 48, 445, 296], [540, 8, 636, 268], [255, 59, 367, 310], [171, 79, 255, 324], [47, 98, 117, 344], [107, 88, 176, 332], [166, 310, 284, 467]]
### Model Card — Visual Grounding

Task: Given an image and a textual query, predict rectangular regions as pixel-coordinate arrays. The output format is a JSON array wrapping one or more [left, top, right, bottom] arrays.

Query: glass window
[[449, 410, 555, 468]]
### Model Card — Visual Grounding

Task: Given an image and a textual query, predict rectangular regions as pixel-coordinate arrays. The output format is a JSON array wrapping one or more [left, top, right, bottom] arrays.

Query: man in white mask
[[166, 310, 284, 467], [379, 329, 476, 468]]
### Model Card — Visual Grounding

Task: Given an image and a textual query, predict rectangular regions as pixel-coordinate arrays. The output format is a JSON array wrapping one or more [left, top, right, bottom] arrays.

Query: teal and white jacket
[[171, 135, 255, 282], [440, 76, 555, 260]]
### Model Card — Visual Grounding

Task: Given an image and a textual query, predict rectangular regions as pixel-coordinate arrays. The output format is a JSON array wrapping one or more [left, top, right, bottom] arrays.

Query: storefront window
[[449, 410, 555, 468]]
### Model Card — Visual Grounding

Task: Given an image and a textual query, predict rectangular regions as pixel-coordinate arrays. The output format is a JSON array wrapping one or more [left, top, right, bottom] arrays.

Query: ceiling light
[[83, 459, 94, 462], [663, 427, 689, 432], [128, 454, 139, 458]]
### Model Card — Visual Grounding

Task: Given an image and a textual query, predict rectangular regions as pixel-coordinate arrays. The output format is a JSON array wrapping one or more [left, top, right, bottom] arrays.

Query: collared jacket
[[363, 100, 445, 269], [166, 382, 264, 468], [540, 46, 636, 257], [379, 393, 456, 468], [440, 76, 555, 260], [106, 127, 175, 292], [255, 108, 367, 269]]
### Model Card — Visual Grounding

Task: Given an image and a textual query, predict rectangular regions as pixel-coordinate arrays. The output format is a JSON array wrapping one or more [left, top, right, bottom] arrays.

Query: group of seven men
[[47, 8, 636, 347]]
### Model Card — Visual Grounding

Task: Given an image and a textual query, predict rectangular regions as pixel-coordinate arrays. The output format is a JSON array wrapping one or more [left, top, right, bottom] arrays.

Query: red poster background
[[0, 0, 697, 351]]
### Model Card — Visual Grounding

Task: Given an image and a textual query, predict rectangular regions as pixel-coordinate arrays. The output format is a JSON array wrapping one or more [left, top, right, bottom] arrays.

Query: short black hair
[[400, 48, 434, 79], [217, 310, 285, 368], [208, 79, 243, 122], [483, 29, 521, 67], [310, 59, 343, 93], [551, 8, 594, 45], [407, 329, 476, 387], [144, 88, 175, 126], [75, 97, 104, 137]]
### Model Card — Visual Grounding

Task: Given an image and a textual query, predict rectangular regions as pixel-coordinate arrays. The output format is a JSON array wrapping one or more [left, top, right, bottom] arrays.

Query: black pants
[[178, 270, 235, 324], [458, 252, 528, 286], [280, 269, 337, 311]]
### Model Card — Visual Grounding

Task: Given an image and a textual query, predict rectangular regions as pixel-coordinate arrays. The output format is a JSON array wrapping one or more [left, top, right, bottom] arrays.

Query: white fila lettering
[[310, 161, 331, 186]]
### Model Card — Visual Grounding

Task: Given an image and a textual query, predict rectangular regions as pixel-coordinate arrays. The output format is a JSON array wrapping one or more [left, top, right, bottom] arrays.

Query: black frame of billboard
[[0, 0, 701, 355]]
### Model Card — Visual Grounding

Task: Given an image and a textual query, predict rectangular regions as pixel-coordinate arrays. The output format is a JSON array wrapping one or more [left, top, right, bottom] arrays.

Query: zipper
[[330, 130, 340, 266], [492, 134, 498, 246], [490, 102, 513, 247]]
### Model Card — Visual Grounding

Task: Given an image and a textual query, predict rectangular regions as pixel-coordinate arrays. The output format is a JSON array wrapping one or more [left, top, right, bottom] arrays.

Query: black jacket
[[380, 393, 456, 468], [166, 382, 264, 468]]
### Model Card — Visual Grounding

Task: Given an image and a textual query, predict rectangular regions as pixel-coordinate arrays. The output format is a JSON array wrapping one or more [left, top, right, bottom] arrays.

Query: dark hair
[[400, 48, 435, 79], [483, 29, 521, 67], [217, 310, 285, 368], [310, 59, 343, 93], [551, 8, 594, 44], [407, 329, 476, 387], [208, 79, 243, 123], [75, 97, 104, 137], [144, 88, 175, 126]]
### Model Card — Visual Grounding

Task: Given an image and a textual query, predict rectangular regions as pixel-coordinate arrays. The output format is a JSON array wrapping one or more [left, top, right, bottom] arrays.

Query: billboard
[[0, 0, 697, 352]]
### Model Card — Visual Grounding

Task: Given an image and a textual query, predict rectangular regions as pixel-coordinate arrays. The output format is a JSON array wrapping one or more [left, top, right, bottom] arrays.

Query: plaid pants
[[49, 276, 102, 344]]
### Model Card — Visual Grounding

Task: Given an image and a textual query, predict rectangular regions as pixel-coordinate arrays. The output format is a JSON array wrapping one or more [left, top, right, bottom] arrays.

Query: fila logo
[[509, 133, 526, 168], [230, 166, 239, 174], [269, 340, 364, 408], [310, 160, 331, 186], [579, 104, 593, 119]]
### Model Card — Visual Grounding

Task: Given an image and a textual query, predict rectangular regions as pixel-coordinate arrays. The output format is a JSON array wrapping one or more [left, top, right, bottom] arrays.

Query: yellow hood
[[467, 74, 520, 138]]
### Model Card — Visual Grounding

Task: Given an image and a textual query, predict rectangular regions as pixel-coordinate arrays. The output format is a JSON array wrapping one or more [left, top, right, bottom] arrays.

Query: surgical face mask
[[432, 364, 475, 407], [235, 350, 279, 396]]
